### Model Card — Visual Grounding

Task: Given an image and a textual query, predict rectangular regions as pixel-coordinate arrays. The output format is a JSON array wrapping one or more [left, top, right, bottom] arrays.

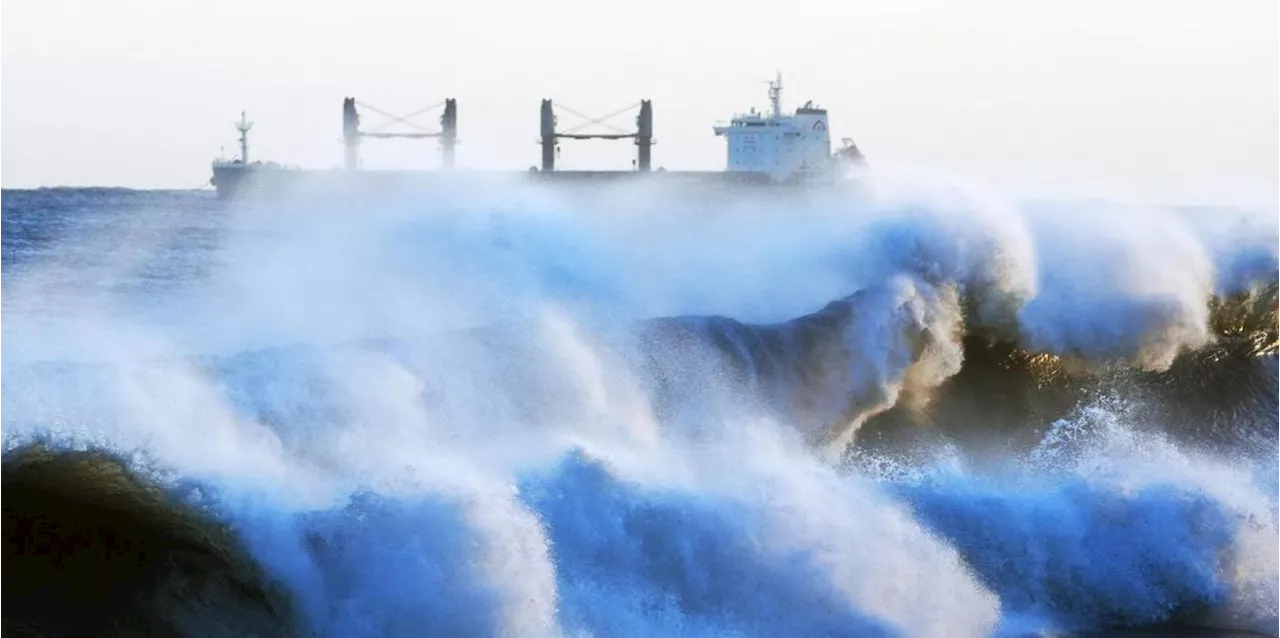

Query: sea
[[1, 177, 1277, 638]]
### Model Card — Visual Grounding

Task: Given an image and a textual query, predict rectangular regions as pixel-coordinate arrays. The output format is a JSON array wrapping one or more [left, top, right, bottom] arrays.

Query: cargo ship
[[210, 75, 865, 199]]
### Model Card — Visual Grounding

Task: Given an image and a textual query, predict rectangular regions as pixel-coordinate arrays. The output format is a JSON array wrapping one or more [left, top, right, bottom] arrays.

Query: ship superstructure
[[713, 74, 840, 181]]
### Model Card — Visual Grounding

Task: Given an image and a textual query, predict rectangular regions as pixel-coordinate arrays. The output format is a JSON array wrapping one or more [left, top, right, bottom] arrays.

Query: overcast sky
[[3, 0, 1276, 205]]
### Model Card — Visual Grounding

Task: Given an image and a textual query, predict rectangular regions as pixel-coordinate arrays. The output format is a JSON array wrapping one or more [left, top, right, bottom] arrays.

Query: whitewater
[[2, 172, 1277, 637]]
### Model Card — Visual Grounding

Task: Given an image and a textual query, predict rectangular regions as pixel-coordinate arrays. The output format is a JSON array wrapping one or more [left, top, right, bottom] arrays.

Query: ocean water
[[2, 178, 1276, 638]]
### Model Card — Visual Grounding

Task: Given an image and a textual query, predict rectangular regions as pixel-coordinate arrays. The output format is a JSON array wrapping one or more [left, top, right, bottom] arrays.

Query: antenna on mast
[[768, 71, 783, 117], [234, 110, 254, 163]]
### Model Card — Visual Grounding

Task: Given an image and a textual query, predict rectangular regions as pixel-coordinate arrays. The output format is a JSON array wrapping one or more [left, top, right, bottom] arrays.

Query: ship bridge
[[713, 74, 834, 181]]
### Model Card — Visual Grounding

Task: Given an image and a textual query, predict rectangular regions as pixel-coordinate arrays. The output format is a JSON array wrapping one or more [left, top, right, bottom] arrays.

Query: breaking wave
[[2, 176, 1276, 637]]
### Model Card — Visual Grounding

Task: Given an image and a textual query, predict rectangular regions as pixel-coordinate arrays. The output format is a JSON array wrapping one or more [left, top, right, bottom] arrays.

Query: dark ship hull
[[210, 163, 845, 201]]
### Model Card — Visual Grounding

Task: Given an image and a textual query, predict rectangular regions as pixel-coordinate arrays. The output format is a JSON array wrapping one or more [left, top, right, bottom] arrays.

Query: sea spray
[[2, 180, 1275, 636]]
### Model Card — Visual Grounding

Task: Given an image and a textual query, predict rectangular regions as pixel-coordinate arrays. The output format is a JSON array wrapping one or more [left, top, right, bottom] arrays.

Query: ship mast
[[235, 111, 253, 163], [768, 72, 783, 118]]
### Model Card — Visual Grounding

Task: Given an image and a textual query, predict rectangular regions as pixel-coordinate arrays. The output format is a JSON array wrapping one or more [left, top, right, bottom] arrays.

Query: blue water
[[2, 183, 1276, 637]]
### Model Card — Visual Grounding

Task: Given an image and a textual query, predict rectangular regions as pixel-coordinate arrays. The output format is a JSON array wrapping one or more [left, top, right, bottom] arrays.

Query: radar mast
[[768, 72, 783, 117], [235, 111, 253, 163]]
